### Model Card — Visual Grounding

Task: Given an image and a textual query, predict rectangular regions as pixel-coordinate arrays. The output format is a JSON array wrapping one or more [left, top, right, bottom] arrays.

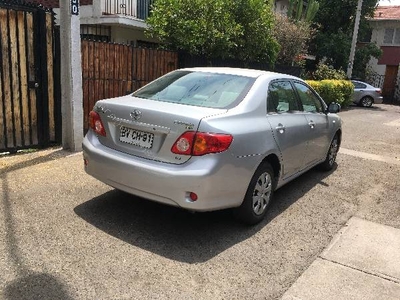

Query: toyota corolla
[[83, 68, 341, 224]]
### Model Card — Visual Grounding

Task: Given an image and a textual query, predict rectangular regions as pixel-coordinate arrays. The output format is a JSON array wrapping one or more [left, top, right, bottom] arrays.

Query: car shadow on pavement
[[74, 166, 336, 264]]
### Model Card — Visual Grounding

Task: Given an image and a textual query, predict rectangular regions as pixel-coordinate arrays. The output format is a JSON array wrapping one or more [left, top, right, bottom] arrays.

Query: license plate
[[119, 126, 154, 149]]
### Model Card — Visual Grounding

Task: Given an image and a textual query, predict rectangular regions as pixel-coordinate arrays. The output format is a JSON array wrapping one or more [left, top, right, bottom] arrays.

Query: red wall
[[378, 46, 400, 65]]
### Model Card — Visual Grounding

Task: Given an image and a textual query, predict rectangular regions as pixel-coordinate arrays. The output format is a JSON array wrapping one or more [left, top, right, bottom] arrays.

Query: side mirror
[[327, 102, 341, 113]]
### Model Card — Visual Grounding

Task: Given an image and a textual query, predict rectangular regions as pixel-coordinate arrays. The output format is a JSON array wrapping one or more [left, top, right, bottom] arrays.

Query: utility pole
[[347, 0, 363, 79], [60, 0, 83, 151]]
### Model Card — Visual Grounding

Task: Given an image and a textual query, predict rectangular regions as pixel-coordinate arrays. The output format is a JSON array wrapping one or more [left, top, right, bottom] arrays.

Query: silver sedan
[[83, 68, 342, 224], [352, 80, 383, 107]]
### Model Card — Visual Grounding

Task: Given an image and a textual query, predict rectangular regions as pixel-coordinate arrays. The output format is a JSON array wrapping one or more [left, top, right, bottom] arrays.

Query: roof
[[183, 67, 297, 79], [373, 6, 400, 20]]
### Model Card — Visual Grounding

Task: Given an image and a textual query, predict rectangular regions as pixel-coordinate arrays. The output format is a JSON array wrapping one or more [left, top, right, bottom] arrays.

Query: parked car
[[83, 68, 342, 224], [351, 80, 383, 107]]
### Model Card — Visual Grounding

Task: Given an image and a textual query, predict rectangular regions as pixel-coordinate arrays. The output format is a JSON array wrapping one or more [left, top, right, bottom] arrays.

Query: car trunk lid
[[92, 95, 227, 164]]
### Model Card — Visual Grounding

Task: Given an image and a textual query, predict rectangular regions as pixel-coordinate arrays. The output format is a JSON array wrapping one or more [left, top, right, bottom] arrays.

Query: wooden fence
[[0, 2, 60, 153], [81, 40, 178, 132]]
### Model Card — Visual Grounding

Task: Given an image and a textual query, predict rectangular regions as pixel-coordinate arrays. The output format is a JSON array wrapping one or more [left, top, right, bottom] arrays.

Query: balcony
[[103, 0, 153, 20]]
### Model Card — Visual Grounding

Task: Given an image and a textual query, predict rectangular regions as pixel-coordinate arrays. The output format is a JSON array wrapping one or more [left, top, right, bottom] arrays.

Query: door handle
[[308, 121, 315, 129], [276, 124, 285, 134]]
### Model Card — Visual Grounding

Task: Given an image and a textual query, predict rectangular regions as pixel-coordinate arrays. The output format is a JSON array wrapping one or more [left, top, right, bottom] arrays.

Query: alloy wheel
[[361, 97, 373, 107]]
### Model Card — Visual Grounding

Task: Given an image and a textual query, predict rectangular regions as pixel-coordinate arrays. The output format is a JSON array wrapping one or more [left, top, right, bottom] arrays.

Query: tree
[[273, 14, 314, 65], [312, 0, 379, 70], [232, 0, 279, 63], [146, 0, 279, 64], [287, 0, 320, 22], [352, 43, 382, 79]]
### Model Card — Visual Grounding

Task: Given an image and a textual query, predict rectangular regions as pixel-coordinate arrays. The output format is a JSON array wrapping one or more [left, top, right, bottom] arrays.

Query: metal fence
[[103, 0, 153, 19]]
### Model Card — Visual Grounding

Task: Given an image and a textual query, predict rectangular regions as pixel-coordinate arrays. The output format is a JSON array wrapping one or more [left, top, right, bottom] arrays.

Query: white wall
[[274, 0, 290, 15], [111, 26, 157, 45]]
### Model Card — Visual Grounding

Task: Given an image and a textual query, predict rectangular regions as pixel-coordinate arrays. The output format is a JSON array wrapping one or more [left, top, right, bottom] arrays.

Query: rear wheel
[[360, 96, 373, 107], [319, 134, 339, 171], [234, 162, 275, 225]]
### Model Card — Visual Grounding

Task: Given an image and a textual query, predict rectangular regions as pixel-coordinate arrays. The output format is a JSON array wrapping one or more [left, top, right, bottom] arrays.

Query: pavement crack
[[318, 256, 400, 285]]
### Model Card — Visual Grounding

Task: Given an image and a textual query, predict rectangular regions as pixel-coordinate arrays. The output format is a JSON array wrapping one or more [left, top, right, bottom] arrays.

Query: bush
[[307, 79, 353, 107], [312, 63, 347, 80]]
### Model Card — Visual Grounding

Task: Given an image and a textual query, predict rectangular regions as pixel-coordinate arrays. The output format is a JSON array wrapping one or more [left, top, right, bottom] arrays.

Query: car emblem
[[130, 109, 142, 121]]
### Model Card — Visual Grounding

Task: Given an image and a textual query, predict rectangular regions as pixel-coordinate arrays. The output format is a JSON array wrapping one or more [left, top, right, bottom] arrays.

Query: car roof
[[180, 67, 298, 80]]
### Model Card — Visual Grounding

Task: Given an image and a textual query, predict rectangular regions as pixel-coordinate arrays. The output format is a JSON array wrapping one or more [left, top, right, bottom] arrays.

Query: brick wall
[[27, 0, 93, 9]]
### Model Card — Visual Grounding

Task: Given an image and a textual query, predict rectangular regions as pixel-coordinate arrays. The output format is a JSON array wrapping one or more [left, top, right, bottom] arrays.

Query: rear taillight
[[89, 111, 106, 136], [375, 89, 381, 95], [171, 131, 233, 156]]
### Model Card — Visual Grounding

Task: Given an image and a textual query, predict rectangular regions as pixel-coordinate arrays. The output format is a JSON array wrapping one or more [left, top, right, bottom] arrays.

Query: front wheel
[[234, 162, 275, 225], [319, 134, 339, 171]]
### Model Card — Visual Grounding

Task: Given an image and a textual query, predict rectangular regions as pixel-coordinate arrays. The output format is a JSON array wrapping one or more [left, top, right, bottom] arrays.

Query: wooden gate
[[81, 40, 178, 132], [0, 1, 60, 153], [382, 65, 399, 102]]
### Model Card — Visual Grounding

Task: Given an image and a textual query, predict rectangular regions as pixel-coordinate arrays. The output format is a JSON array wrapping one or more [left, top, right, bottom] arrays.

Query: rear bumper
[[82, 131, 253, 211], [375, 96, 383, 104]]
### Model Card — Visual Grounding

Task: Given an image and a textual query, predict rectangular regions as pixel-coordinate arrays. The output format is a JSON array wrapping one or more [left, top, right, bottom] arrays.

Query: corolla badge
[[130, 109, 142, 121]]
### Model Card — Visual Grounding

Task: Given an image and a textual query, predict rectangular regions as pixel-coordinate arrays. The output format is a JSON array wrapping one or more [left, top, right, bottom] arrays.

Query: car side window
[[267, 81, 300, 113], [352, 81, 367, 89], [293, 82, 323, 113]]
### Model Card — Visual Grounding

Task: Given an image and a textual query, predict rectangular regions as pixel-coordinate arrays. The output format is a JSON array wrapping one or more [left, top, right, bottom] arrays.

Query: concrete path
[[282, 217, 400, 300]]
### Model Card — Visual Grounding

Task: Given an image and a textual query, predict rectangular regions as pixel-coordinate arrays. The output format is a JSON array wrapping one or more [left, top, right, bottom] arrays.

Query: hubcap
[[362, 97, 372, 107], [252, 172, 272, 215], [328, 138, 338, 166]]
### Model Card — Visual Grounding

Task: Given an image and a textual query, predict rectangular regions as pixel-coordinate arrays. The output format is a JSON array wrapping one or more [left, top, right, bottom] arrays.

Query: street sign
[[71, 0, 79, 15]]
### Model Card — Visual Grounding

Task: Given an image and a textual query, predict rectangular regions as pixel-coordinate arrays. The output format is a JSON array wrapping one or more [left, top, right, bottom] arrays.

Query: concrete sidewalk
[[282, 217, 400, 300]]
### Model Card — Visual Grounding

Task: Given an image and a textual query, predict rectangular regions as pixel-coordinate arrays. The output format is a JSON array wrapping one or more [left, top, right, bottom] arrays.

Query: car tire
[[360, 96, 373, 107], [234, 162, 275, 225], [319, 134, 339, 171]]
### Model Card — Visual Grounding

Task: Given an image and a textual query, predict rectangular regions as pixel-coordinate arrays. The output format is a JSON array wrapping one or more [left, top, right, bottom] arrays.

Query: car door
[[293, 81, 331, 166], [266, 80, 310, 180]]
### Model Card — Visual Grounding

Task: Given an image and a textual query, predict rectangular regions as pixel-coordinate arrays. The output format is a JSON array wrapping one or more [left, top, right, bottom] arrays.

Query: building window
[[394, 29, 400, 44], [81, 25, 111, 42], [383, 28, 394, 44]]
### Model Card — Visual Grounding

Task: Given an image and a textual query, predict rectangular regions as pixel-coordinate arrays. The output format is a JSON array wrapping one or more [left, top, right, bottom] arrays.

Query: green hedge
[[306, 80, 353, 108]]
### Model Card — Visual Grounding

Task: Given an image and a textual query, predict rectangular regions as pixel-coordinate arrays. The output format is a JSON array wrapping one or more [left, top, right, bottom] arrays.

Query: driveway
[[1, 104, 399, 299]]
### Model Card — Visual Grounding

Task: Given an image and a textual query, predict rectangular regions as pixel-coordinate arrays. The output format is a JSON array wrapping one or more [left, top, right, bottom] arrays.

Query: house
[[28, 0, 297, 47], [28, 0, 157, 46], [368, 5, 400, 102]]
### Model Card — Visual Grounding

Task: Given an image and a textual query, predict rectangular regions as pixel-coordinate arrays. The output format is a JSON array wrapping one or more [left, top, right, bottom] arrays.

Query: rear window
[[132, 71, 255, 108]]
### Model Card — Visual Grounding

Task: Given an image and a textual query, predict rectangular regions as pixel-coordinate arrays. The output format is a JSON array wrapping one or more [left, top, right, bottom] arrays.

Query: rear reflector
[[172, 131, 233, 156], [189, 192, 198, 201]]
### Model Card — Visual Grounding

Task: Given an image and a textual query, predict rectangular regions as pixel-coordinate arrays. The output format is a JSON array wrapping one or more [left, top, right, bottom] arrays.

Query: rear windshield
[[132, 71, 255, 109]]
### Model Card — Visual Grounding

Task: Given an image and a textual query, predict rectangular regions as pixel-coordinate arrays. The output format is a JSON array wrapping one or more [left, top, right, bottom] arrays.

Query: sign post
[[60, 0, 83, 151]]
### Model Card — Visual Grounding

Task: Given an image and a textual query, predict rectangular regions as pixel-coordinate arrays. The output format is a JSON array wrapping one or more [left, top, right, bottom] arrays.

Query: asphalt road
[[1, 104, 400, 300]]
